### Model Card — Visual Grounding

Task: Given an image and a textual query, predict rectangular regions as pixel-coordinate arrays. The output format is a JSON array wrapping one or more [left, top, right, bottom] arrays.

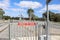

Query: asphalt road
[[0, 21, 9, 40]]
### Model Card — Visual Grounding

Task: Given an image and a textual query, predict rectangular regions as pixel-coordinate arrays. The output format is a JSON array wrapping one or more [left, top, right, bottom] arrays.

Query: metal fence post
[[9, 20, 10, 40]]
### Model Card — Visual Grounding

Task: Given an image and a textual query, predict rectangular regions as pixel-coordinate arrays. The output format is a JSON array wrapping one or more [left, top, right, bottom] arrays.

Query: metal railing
[[0, 20, 60, 40]]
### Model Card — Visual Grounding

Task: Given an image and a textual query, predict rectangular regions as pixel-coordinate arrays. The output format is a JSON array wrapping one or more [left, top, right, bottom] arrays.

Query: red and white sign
[[18, 22, 36, 26]]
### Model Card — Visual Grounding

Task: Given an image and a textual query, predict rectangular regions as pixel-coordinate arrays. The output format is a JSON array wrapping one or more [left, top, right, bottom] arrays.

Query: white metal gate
[[9, 20, 44, 40]]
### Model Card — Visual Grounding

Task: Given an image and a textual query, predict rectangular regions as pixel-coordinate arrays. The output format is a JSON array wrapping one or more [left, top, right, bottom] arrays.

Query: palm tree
[[27, 8, 34, 20], [46, 0, 51, 4]]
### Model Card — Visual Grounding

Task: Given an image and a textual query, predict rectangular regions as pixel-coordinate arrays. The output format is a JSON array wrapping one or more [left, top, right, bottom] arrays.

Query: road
[[0, 21, 9, 40]]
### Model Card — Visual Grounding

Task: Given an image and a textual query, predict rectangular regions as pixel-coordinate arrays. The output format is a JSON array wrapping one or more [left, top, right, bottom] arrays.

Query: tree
[[0, 8, 5, 14], [27, 8, 34, 20], [54, 14, 60, 22], [43, 11, 60, 22], [11, 17, 19, 20], [27, 8, 39, 20], [0, 8, 5, 19], [3, 16, 11, 20], [43, 11, 56, 21], [46, 0, 51, 4]]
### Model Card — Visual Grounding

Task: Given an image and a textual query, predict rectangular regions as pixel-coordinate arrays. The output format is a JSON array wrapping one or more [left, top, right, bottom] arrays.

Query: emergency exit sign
[[18, 22, 36, 26]]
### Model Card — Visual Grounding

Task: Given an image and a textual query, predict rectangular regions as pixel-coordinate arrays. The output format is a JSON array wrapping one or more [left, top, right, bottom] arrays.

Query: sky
[[0, 0, 60, 18]]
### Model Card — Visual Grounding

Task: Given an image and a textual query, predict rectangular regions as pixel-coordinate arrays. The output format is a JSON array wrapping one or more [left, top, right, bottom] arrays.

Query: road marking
[[0, 24, 9, 33]]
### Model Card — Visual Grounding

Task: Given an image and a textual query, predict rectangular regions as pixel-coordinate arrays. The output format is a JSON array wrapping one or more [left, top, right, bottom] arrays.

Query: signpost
[[46, 0, 51, 40]]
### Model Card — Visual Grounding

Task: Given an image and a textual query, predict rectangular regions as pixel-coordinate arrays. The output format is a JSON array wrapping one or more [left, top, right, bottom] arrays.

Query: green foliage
[[27, 8, 34, 20], [32, 15, 39, 20], [3, 16, 10, 20], [3, 16, 19, 20], [43, 11, 60, 22], [27, 8, 39, 20], [11, 17, 19, 20], [27, 8, 34, 14], [0, 8, 5, 14], [0, 8, 5, 19]]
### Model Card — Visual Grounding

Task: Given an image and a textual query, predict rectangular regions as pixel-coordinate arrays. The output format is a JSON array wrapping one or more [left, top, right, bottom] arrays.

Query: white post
[[9, 19, 11, 40]]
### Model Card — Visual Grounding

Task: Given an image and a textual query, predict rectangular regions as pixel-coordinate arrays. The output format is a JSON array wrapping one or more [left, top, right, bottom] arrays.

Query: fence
[[0, 20, 60, 40], [9, 20, 44, 40]]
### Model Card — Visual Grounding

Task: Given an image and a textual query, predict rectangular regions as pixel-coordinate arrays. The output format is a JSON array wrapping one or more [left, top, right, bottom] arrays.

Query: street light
[[46, 0, 51, 40]]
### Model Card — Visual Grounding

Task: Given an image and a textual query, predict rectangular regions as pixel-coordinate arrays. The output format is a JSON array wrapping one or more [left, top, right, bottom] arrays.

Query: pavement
[[0, 20, 9, 40]]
